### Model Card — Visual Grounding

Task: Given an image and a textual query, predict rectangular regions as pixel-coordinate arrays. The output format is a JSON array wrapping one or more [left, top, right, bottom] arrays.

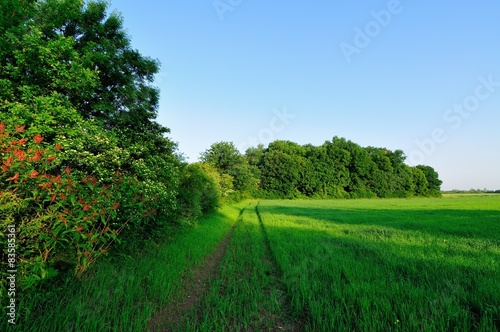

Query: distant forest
[[198, 138, 442, 204]]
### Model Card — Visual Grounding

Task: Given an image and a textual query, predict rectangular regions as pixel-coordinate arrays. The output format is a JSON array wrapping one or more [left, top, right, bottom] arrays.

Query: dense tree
[[245, 144, 266, 167], [200, 141, 259, 195], [416, 165, 442, 196], [322, 139, 351, 197], [242, 137, 442, 199], [200, 142, 244, 172], [411, 167, 430, 196], [259, 141, 309, 198], [0, 0, 180, 290], [177, 163, 221, 221]]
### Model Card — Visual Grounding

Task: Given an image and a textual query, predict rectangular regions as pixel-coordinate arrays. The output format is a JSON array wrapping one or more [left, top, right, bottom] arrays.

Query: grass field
[[9, 203, 248, 332], [257, 197, 500, 331], [7, 196, 500, 331]]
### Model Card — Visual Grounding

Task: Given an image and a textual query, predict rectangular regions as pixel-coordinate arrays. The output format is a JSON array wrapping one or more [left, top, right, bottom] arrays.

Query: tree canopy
[[200, 137, 443, 199], [1, 0, 182, 291]]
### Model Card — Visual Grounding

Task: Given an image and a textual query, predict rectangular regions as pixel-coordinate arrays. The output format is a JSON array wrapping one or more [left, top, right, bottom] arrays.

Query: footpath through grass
[[258, 196, 500, 331], [9, 202, 247, 332], [176, 201, 301, 331]]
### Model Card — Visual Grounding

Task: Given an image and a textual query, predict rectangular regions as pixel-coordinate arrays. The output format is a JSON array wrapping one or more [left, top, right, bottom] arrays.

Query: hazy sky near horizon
[[109, 1, 500, 190]]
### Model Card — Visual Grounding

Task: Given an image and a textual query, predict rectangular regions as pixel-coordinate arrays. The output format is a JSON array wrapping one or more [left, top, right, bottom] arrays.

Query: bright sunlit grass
[[12, 202, 247, 332], [178, 202, 297, 331], [11, 196, 499, 331], [258, 196, 500, 331]]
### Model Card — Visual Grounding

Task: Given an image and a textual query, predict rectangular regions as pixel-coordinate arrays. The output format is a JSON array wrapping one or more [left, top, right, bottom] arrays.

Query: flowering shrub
[[0, 122, 148, 291]]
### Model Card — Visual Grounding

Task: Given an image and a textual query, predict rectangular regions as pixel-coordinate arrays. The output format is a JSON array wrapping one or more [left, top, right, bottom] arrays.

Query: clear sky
[[109, 0, 500, 191]]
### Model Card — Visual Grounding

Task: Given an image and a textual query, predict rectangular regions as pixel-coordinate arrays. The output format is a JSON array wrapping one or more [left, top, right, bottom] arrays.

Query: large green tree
[[0, 0, 181, 287], [416, 165, 442, 196], [200, 142, 244, 172], [1, 0, 177, 170], [200, 141, 259, 193]]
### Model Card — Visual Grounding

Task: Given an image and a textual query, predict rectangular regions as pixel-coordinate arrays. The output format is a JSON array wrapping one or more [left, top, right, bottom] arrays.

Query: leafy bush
[[0, 120, 151, 294], [177, 163, 221, 221]]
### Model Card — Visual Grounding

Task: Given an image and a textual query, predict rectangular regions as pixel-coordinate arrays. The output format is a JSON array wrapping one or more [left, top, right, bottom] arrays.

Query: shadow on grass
[[258, 203, 500, 242], [259, 212, 500, 331]]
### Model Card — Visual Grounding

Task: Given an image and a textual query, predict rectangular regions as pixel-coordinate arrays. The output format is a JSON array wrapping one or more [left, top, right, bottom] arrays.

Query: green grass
[[258, 196, 500, 331], [9, 202, 247, 332], [177, 201, 298, 331], [10, 196, 500, 331]]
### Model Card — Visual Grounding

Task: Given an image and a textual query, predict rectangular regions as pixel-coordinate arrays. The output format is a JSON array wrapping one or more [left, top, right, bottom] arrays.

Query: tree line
[[199, 140, 442, 202], [0, 0, 441, 295]]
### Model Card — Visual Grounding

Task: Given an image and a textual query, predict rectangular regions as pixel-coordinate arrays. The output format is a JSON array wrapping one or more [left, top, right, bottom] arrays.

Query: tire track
[[147, 206, 245, 331], [255, 202, 306, 331]]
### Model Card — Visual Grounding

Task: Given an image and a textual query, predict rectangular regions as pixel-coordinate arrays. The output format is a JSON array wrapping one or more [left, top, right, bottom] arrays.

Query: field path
[[148, 201, 305, 331], [147, 207, 244, 331], [254, 202, 306, 331]]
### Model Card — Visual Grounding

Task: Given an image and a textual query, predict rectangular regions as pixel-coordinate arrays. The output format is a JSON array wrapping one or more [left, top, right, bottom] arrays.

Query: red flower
[[111, 202, 120, 210], [29, 170, 39, 179], [0, 122, 5, 132], [39, 182, 51, 189], [65, 165, 71, 175], [30, 150, 43, 162], [2, 157, 13, 167], [13, 148, 26, 161], [55, 143, 62, 151], [33, 134, 44, 144], [75, 227, 83, 232], [8, 173, 19, 183], [83, 204, 91, 211], [47, 155, 56, 163], [1, 165, 8, 172], [15, 125, 25, 133]]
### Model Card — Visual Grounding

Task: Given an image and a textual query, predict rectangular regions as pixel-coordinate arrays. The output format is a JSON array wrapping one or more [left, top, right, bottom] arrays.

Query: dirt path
[[148, 203, 304, 331], [147, 210, 243, 331]]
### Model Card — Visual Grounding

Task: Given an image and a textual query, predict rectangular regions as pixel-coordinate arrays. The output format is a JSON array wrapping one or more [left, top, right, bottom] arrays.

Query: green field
[[11, 196, 500, 331], [257, 197, 500, 331]]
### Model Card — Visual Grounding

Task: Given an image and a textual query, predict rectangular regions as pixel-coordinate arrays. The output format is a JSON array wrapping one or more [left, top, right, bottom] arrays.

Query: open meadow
[[9, 196, 500, 331], [169, 195, 500, 331], [257, 196, 500, 331]]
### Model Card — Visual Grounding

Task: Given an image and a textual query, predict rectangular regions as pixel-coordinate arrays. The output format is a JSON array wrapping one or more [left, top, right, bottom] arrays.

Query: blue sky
[[109, 0, 500, 190]]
